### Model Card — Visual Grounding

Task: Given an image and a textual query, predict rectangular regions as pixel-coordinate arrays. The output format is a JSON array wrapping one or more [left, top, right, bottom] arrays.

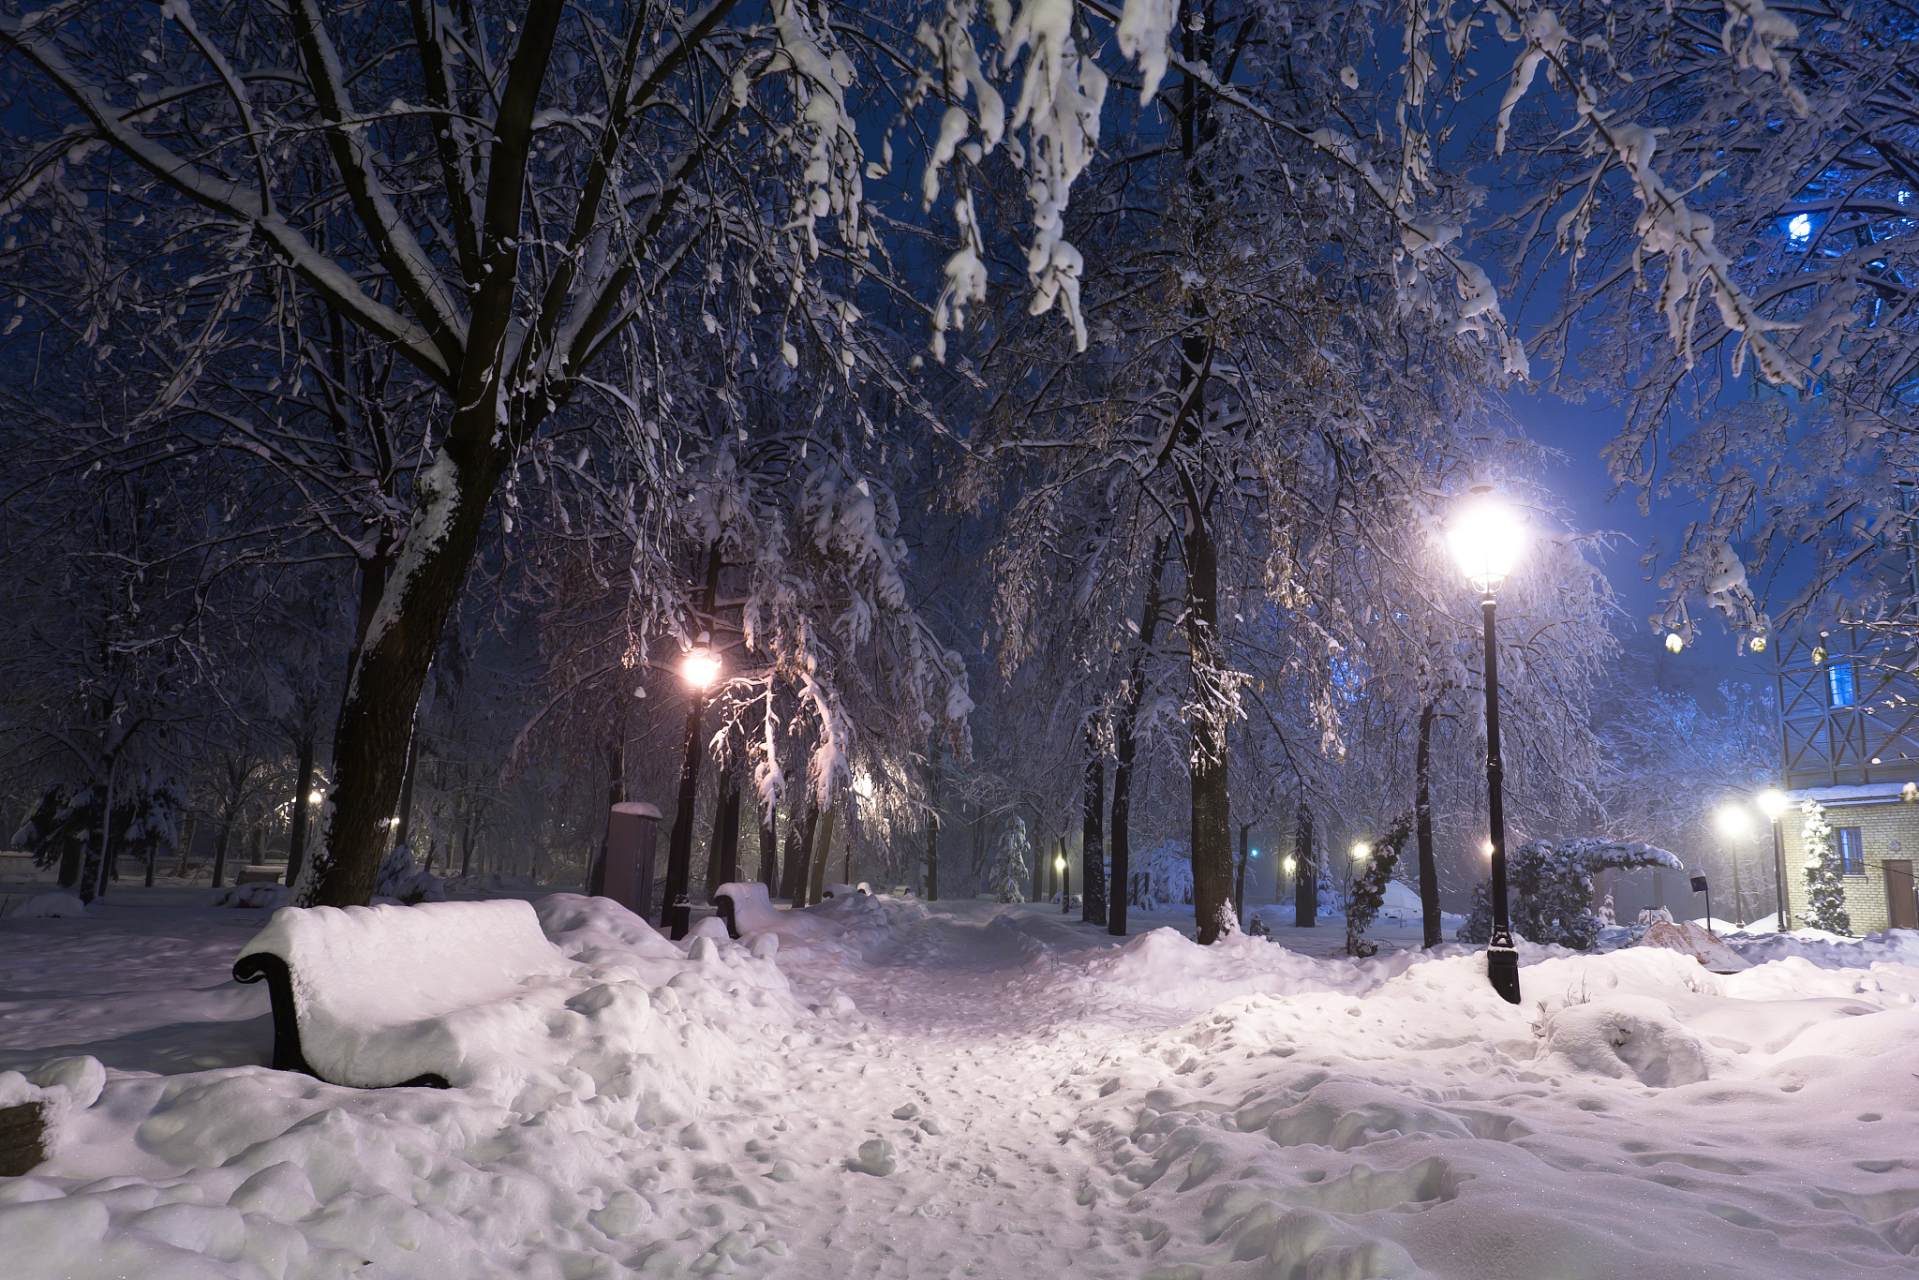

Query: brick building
[[1774, 629, 1919, 933]]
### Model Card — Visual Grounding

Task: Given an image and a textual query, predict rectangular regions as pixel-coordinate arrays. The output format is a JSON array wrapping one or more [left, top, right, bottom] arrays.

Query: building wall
[[1779, 801, 1919, 935]]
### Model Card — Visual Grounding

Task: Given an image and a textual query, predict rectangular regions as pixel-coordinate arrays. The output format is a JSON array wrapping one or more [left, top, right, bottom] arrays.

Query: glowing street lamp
[[1055, 853, 1069, 913], [1351, 842, 1371, 861], [681, 646, 721, 691], [1715, 805, 1751, 838], [1449, 485, 1527, 1005]]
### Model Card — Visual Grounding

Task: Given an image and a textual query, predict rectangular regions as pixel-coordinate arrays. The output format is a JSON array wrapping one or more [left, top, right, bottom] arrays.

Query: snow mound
[[1084, 927, 1364, 1007], [1730, 926, 1919, 970], [10, 892, 86, 918], [1538, 994, 1715, 1085], [211, 882, 290, 910], [536, 892, 683, 963], [1637, 919, 1750, 972]]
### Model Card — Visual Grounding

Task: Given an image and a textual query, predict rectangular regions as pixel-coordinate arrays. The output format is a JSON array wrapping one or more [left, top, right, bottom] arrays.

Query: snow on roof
[[1785, 782, 1915, 806]]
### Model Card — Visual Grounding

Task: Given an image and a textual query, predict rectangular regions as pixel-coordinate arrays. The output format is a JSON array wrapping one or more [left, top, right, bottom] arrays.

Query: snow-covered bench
[[232, 899, 574, 1089]]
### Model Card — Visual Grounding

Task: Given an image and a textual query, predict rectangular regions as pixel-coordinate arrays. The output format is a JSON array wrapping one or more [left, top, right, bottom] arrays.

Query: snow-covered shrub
[[9, 891, 87, 918], [1345, 812, 1414, 958], [1128, 839, 1194, 909], [375, 842, 447, 905], [1460, 838, 1682, 949], [988, 818, 1031, 904], [1799, 800, 1851, 935]]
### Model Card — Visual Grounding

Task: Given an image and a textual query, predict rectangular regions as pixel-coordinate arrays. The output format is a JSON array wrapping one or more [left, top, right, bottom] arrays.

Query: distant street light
[[1666, 633, 1685, 654], [1351, 842, 1371, 861], [1715, 804, 1751, 837], [309, 790, 325, 807], [1056, 853, 1069, 914], [1448, 484, 1527, 1005]]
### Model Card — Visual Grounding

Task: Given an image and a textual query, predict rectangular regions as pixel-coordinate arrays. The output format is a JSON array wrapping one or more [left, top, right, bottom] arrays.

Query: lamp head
[[681, 647, 721, 690], [1755, 788, 1789, 820], [1351, 842, 1370, 861], [1054, 855, 1065, 872], [1447, 485, 1525, 594], [1715, 804, 1752, 837]]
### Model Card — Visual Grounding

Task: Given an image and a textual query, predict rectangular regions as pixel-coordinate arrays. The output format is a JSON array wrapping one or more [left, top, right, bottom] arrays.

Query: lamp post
[[1756, 787, 1789, 931], [662, 642, 721, 939], [1448, 485, 1526, 1005], [1056, 853, 1069, 913]]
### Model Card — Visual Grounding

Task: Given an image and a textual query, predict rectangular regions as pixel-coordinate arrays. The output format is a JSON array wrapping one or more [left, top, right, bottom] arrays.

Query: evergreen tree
[[988, 819, 1033, 905], [1800, 802, 1852, 936]]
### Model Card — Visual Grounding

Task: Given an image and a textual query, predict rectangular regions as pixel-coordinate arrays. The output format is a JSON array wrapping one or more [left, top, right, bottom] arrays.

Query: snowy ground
[[3, 884, 1919, 1278]]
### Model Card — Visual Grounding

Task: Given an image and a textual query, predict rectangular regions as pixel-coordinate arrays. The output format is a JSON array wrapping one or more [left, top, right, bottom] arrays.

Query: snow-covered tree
[[1799, 800, 1852, 936], [1461, 838, 1683, 950], [988, 817, 1033, 905], [1345, 812, 1414, 959]]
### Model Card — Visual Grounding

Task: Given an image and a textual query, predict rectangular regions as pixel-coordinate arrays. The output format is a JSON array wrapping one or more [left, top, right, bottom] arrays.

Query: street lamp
[[1351, 842, 1371, 861], [662, 640, 721, 939], [1056, 853, 1069, 913], [1448, 485, 1526, 1005], [1756, 787, 1790, 931], [681, 646, 721, 691]]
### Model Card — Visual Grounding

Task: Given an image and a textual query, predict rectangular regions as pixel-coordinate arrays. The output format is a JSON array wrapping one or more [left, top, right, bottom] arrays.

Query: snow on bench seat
[[233, 899, 574, 1090]]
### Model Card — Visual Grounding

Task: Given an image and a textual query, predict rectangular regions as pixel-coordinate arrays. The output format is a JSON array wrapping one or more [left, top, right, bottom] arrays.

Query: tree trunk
[[1110, 535, 1170, 938], [759, 800, 780, 895], [1236, 821, 1250, 922], [1174, 0, 1231, 947], [708, 765, 742, 895], [807, 806, 838, 904], [1082, 721, 1107, 924], [781, 803, 813, 902], [459, 804, 475, 878], [390, 717, 424, 861], [175, 814, 196, 878], [1416, 698, 1443, 948], [286, 733, 316, 889], [249, 823, 266, 866], [590, 740, 624, 896], [1033, 833, 1044, 904], [924, 754, 940, 902], [1293, 797, 1316, 929], [302, 432, 506, 907], [1185, 511, 1234, 942], [212, 815, 233, 890]]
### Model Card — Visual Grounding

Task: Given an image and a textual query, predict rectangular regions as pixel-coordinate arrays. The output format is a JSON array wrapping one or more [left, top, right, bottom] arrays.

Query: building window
[[1829, 662, 1857, 707], [1837, 827, 1865, 876]]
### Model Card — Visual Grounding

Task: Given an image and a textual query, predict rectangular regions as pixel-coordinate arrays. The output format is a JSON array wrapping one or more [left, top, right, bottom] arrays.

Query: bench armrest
[[234, 951, 451, 1090]]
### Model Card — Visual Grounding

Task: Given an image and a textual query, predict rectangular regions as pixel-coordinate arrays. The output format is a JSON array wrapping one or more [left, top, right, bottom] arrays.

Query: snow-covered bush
[[375, 842, 447, 905], [1345, 812, 1414, 958], [1799, 801, 1851, 936], [9, 891, 87, 918], [1460, 838, 1682, 949], [988, 819, 1032, 904], [1129, 839, 1194, 909]]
